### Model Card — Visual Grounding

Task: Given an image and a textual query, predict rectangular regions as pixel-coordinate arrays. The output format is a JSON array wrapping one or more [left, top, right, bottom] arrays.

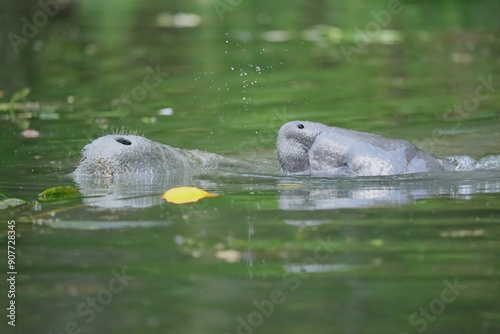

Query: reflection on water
[[72, 159, 276, 209], [74, 164, 500, 212], [278, 170, 500, 225], [43, 220, 169, 229], [73, 171, 196, 209], [280, 171, 500, 209], [283, 263, 357, 273]]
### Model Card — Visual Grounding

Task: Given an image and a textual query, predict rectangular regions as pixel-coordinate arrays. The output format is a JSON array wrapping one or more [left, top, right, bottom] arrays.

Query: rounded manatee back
[[73, 134, 220, 178]]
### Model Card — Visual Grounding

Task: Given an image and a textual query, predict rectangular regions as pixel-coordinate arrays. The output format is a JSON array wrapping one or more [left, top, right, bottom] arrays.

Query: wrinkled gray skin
[[277, 121, 452, 176], [73, 134, 223, 178]]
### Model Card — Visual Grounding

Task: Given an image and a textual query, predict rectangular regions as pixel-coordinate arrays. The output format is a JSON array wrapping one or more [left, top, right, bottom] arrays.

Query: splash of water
[[446, 155, 500, 171]]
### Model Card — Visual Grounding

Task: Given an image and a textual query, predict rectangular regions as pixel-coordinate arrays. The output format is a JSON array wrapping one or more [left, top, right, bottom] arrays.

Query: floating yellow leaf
[[161, 186, 219, 204]]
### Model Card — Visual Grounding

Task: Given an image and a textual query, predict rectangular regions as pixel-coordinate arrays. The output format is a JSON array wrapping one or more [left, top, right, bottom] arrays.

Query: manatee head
[[276, 121, 326, 174], [73, 134, 181, 177]]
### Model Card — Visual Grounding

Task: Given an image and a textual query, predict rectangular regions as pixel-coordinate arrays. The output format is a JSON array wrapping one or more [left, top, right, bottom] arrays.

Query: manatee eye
[[297, 123, 304, 129], [115, 137, 132, 145]]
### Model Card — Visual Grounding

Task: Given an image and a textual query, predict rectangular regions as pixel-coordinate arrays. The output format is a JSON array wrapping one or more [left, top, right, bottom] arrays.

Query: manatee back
[[311, 127, 445, 176], [73, 135, 222, 178]]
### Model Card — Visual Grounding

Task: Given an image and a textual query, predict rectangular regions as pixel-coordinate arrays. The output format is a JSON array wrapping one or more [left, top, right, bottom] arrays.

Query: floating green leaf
[[38, 186, 81, 202]]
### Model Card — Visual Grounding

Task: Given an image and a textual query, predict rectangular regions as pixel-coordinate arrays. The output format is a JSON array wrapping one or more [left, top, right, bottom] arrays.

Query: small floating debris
[[302, 25, 343, 44], [0, 198, 27, 210], [39, 110, 60, 120], [262, 30, 290, 42], [283, 263, 356, 273], [373, 29, 404, 45], [216, 249, 241, 263], [301, 25, 403, 45], [451, 52, 474, 64], [158, 107, 174, 116], [20, 129, 40, 138], [440, 229, 485, 238], [155, 12, 201, 28]]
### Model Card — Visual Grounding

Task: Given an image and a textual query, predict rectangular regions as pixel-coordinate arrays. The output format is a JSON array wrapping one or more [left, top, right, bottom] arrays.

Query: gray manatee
[[277, 121, 452, 176], [72, 133, 279, 208], [73, 134, 226, 178], [72, 134, 231, 209]]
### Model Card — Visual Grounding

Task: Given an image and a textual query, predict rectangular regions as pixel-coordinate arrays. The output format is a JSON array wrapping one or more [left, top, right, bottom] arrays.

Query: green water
[[1, 0, 500, 333]]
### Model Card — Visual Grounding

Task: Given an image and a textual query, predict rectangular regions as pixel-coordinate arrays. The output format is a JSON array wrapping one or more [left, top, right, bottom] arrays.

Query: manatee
[[72, 134, 281, 208], [277, 121, 452, 176], [73, 134, 225, 179]]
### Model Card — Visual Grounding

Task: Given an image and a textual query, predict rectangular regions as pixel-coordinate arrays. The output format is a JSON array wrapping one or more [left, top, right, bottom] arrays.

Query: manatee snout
[[74, 134, 189, 178], [277, 121, 324, 174]]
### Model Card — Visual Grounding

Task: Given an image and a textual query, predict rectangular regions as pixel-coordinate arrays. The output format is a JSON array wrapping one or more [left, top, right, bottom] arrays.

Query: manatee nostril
[[297, 123, 304, 129], [115, 137, 132, 145]]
